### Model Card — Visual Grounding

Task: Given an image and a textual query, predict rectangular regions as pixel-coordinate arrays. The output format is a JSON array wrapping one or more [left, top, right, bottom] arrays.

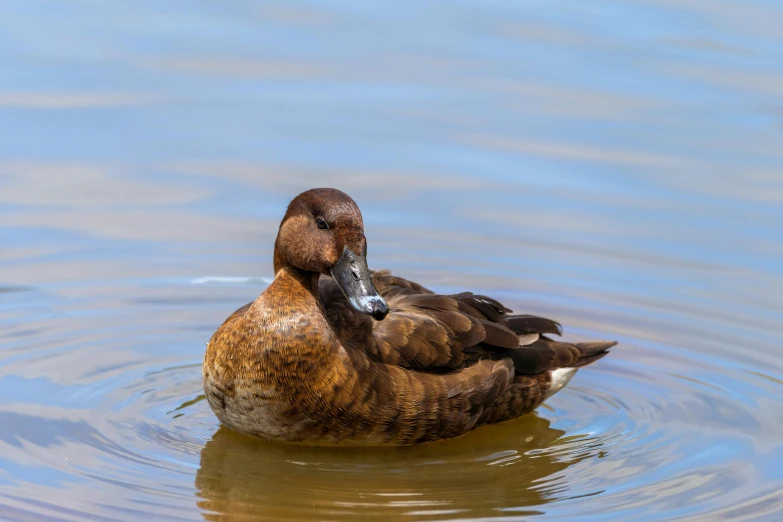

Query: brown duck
[[203, 188, 616, 445]]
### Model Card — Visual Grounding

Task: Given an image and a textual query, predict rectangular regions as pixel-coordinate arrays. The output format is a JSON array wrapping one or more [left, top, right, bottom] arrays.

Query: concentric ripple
[[1, 277, 781, 521], [4, 0, 783, 518]]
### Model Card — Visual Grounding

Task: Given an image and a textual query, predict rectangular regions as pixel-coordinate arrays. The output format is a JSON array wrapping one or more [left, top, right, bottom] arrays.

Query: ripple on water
[[2, 274, 783, 522]]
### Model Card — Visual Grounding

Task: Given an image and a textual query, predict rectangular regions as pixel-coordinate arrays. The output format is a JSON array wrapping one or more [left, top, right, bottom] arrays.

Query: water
[[2, 1, 783, 520]]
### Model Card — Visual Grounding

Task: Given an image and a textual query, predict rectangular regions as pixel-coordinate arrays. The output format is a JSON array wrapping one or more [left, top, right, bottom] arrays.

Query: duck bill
[[330, 247, 389, 321]]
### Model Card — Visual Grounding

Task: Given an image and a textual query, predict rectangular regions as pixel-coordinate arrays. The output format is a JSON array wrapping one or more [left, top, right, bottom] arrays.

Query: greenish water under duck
[[1, 1, 783, 520]]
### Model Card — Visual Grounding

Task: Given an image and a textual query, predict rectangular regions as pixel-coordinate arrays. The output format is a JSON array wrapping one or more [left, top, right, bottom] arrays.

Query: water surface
[[2, 1, 783, 520]]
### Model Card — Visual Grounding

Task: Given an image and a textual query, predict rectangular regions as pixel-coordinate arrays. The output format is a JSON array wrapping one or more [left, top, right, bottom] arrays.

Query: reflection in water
[[196, 416, 597, 521], [2, 0, 783, 520]]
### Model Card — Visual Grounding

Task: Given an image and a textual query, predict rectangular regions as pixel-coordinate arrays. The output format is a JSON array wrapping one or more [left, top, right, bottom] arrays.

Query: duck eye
[[315, 217, 329, 230]]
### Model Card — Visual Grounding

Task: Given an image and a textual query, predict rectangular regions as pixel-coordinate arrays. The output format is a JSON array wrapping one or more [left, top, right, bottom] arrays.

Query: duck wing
[[370, 269, 434, 295], [320, 271, 615, 375]]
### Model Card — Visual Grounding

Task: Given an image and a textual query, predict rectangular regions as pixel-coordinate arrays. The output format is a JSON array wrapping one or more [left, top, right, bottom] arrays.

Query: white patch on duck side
[[518, 333, 540, 346], [544, 368, 577, 400]]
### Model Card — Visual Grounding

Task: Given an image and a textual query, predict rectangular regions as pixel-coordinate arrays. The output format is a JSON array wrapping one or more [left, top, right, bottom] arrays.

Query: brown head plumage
[[273, 188, 367, 275]]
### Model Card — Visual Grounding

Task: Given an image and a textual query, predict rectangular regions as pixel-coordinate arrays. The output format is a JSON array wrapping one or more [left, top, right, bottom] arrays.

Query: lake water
[[2, 1, 783, 520]]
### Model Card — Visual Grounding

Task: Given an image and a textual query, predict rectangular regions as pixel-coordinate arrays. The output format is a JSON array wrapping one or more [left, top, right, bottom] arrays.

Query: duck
[[203, 188, 616, 446]]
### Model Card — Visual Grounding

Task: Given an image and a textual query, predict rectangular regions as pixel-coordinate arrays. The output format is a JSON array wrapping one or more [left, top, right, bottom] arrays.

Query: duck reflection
[[195, 414, 599, 521]]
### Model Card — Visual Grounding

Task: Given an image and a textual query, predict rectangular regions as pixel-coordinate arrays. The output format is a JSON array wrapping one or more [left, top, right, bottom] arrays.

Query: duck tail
[[571, 340, 617, 368]]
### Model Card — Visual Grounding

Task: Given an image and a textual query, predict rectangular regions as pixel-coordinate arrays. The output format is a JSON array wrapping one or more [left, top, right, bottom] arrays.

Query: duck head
[[273, 188, 389, 321]]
